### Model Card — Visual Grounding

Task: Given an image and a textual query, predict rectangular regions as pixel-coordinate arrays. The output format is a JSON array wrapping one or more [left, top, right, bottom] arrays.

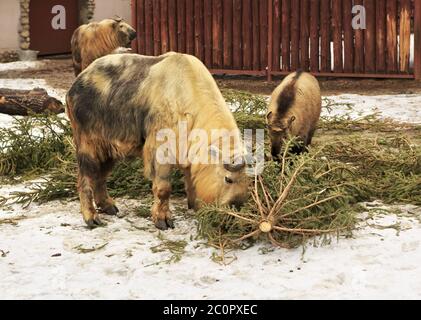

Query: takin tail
[[276, 70, 304, 116]]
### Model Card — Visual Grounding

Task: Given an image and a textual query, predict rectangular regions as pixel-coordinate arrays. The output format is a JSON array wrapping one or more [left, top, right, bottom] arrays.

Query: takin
[[66, 52, 249, 230], [71, 17, 136, 76], [266, 71, 322, 158]]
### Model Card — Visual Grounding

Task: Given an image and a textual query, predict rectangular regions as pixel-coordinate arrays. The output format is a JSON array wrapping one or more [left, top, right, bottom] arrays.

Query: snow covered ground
[[1, 190, 420, 300], [324, 94, 421, 124], [0, 61, 44, 72], [1, 60, 421, 300]]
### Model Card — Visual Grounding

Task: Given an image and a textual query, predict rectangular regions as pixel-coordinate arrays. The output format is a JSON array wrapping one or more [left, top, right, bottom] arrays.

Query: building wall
[[93, 0, 132, 24], [0, 0, 21, 50]]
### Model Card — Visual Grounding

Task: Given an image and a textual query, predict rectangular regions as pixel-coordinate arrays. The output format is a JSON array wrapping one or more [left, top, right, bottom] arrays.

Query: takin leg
[[306, 128, 317, 146], [184, 168, 197, 210], [77, 153, 104, 228], [151, 164, 175, 230], [94, 158, 119, 216]]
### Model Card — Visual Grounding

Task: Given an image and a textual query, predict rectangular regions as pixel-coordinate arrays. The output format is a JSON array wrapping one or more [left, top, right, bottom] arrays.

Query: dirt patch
[[216, 76, 421, 96], [1, 57, 420, 96]]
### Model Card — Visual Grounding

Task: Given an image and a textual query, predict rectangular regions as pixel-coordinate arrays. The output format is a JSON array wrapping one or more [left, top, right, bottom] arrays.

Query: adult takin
[[66, 53, 249, 230], [266, 71, 322, 158], [71, 17, 136, 76]]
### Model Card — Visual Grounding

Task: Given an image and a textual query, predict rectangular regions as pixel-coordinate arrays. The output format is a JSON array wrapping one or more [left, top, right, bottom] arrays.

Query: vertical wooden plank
[[132, 0, 139, 53], [213, 0, 223, 67], [268, 0, 273, 81], [259, 0, 269, 70], [194, 0, 204, 60], [223, 0, 233, 67], [233, 0, 242, 69], [310, 0, 320, 72], [160, 0, 169, 53], [342, 0, 354, 73], [204, 0, 213, 67], [376, 0, 386, 72], [290, 0, 300, 70], [136, 0, 146, 54], [415, 0, 421, 79], [300, 0, 310, 71], [354, 0, 364, 73], [145, 0, 154, 55], [242, 0, 252, 69], [399, 0, 411, 73], [320, 0, 330, 72], [332, 0, 343, 73], [168, 0, 178, 52], [386, 0, 397, 72], [186, 0, 195, 55], [364, 0, 376, 73], [177, 0, 186, 53], [252, 0, 260, 70], [272, 0, 281, 71], [281, 0, 291, 71], [153, 0, 161, 55]]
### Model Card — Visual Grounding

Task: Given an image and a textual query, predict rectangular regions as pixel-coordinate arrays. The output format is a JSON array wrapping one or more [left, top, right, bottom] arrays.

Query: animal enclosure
[[131, 0, 421, 80]]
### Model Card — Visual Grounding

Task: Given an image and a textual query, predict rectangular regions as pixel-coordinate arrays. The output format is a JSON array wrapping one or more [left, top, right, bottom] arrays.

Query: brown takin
[[66, 52, 249, 230], [71, 17, 136, 76], [266, 71, 322, 158]]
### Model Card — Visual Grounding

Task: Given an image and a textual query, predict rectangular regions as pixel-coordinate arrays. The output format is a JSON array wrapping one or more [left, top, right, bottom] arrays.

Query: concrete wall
[[93, 0, 132, 24], [0, 0, 21, 50]]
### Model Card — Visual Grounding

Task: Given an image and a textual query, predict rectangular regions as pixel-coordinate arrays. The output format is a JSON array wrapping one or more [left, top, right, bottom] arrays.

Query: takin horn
[[113, 16, 123, 22], [224, 162, 246, 173]]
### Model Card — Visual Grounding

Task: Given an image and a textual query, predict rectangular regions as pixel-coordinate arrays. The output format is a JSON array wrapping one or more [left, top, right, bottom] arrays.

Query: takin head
[[109, 17, 137, 48], [267, 111, 297, 158], [191, 160, 249, 210]]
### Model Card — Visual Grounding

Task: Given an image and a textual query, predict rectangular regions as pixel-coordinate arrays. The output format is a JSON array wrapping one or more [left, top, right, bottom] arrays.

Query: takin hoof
[[85, 216, 106, 229], [100, 204, 119, 216], [155, 218, 175, 231], [188, 201, 196, 210]]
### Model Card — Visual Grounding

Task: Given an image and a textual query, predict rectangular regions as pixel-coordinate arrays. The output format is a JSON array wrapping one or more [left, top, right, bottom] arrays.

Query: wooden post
[[131, 0, 138, 53], [267, 0, 273, 82], [415, 0, 421, 80], [310, 0, 320, 73]]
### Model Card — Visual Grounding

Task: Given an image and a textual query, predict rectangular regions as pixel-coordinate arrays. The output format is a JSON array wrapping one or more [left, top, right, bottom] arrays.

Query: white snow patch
[[1, 182, 421, 300], [0, 114, 18, 129], [324, 94, 421, 124], [0, 61, 45, 72]]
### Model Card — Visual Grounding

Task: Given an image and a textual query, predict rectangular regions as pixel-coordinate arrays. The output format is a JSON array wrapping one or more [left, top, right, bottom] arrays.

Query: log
[[0, 88, 64, 116]]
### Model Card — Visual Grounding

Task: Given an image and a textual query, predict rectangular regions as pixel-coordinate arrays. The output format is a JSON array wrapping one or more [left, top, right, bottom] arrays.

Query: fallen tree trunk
[[0, 88, 64, 116]]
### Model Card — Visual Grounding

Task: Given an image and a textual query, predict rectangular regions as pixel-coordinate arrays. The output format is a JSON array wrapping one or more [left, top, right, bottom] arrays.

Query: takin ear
[[266, 111, 273, 123], [287, 116, 296, 128]]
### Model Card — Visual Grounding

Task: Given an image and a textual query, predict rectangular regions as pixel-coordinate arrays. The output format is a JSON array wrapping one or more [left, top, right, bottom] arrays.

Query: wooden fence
[[132, 0, 421, 80]]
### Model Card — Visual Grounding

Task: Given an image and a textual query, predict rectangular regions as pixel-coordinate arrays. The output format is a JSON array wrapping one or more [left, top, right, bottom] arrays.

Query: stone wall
[[19, 0, 30, 50], [0, 50, 19, 63], [79, 0, 96, 25]]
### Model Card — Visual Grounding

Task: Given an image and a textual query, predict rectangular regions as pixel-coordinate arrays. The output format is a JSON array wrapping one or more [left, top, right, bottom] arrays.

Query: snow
[[1, 185, 420, 299], [0, 61, 44, 72], [324, 94, 421, 124]]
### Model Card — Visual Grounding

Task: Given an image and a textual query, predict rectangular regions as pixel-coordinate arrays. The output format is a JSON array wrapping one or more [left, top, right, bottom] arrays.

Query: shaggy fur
[[71, 18, 136, 76], [267, 71, 322, 157], [66, 53, 249, 230]]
